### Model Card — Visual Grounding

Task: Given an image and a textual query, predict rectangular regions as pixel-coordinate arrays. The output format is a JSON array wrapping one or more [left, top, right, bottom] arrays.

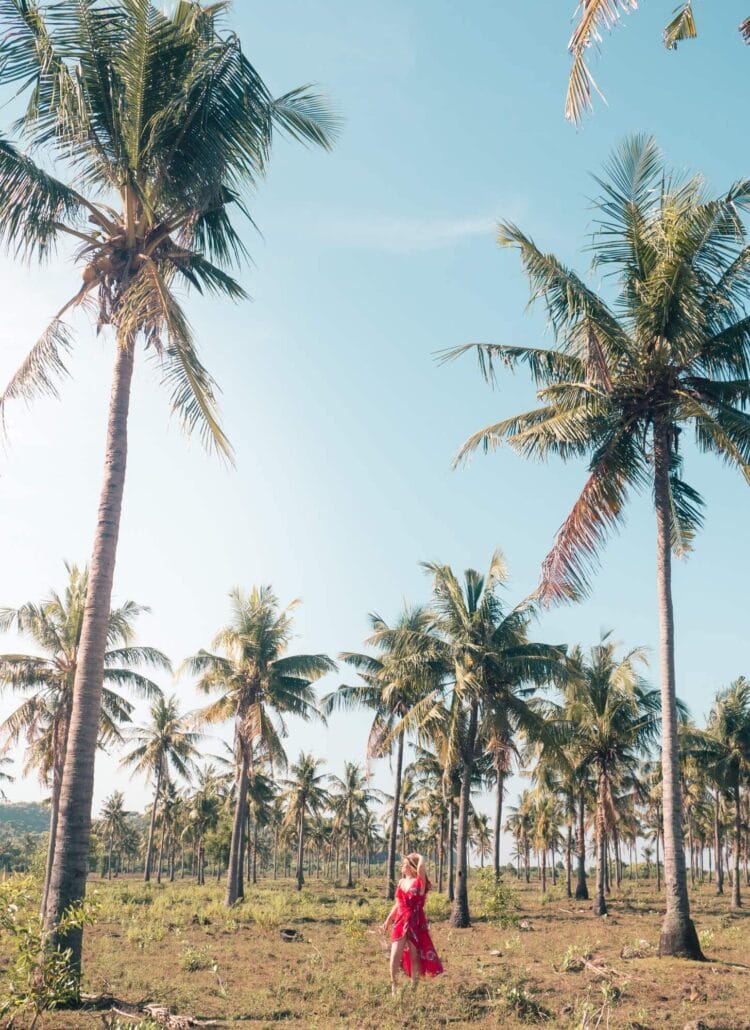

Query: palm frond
[[663, 3, 697, 50], [566, 0, 639, 124], [0, 315, 73, 432]]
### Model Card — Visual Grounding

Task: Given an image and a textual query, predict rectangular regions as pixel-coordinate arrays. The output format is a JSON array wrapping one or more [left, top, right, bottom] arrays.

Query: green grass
[[3, 872, 750, 1028]]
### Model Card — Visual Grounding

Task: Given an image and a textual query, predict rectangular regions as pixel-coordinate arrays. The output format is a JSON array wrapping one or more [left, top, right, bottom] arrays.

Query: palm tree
[[482, 702, 520, 882], [0, 1, 336, 968], [0, 563, 167, 912], [121, 694, 199, 882], [506, 792, 534, 883], [246, 767, 276, 885], [561, 636, 660, 916], [689, 680, 750, 909], [99, 791, 129, 880], [406, 553, 567, 927], [565, 1, 750, 123], [449, 136, 750, 957], [281, 753, 328, 891], [188, 765, 222, 885], [324, 605, 440, 899], [183, 586, 334, 906], [328, 762, 380, 888], [469, 811, 492, 869]]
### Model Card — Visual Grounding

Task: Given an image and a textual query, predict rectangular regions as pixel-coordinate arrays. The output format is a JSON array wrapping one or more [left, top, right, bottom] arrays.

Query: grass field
[[2, 871, 750, 1028]]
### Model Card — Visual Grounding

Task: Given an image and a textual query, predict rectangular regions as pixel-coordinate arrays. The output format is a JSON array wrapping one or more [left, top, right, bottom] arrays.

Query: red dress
[[390, 877, 444, 978]]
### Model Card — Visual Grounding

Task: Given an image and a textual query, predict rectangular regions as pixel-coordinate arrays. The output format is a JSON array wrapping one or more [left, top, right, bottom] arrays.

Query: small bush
[[179, 944, 216, 972], [501, 978, 551, 1023], [481, 882, 520, 928]]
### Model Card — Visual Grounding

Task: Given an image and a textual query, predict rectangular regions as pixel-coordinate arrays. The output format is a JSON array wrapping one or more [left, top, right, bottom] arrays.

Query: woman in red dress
[[383, 852, 444, 994]]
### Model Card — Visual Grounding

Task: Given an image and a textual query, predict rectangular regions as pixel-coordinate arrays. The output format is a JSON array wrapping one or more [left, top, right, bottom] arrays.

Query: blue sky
[[1, 1, 749, 828]]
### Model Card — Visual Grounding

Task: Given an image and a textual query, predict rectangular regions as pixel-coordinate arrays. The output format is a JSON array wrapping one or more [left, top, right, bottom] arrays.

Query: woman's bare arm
[[383, 901, 398, 932], [416, 854, 427, 894]]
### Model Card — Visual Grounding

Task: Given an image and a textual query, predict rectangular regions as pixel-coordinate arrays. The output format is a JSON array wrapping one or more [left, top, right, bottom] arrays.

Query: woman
[[383, 852, 444, 994]]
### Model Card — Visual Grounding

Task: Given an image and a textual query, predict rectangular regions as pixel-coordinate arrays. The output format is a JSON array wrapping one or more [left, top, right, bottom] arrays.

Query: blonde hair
[[401, 852, 420, 877]]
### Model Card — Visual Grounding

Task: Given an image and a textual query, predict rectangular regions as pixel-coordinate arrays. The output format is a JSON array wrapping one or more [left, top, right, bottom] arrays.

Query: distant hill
[[0, 801, 49, 833]]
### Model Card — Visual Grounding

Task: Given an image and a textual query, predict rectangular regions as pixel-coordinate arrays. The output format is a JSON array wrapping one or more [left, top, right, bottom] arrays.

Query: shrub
[[481, 882, 520, 928], [179, 944, 216, 972], [0, 875, 98, 1026]]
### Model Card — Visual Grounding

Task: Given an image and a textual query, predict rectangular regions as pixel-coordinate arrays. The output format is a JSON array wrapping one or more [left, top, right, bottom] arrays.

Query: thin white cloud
[[316, 211, 500, 253]]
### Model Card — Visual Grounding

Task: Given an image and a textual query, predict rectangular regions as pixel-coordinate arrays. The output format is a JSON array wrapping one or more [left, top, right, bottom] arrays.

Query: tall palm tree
[[401, 553, 567, 927], [99, 791, 129, 880], [121, 694, 199, 882], [560, 636, 660, 915], [183, 586, 334, 906], [0, 1, 336, 970], [565, 1, 750, 123], [0, 563, 167, 912], [280, 752, 328, 891], [324, 605, 440, 899], [328, 762, 380, 889], [449, 136, 750, 957], [689, 680, 750, 909]]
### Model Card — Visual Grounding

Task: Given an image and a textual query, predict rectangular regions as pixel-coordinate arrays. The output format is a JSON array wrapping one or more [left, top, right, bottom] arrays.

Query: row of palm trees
[[4, 563, 750, 937]]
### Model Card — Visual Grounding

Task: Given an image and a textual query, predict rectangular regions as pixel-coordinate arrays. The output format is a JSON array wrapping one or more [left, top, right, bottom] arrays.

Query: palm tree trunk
[[594, 769, 607, 916], [566, 824, 573, 899], [448, 800, 455, 901], [437, 811, 445, 893], [296, 807, 305, 891], [41, 728, 67, 918], [43, 339, 135, 978], [225, 746, 249, 906], [493, 768, 504, 882], [156, 817, 166, 884], [252, 821, 258, 886], [653, 426, 704, 959], [576, 789, 589, 900], [451, 698, 478, 928], [144, 762, 163, 883], [655, 811, 661, 891], [732, 778, 742, 909], [386, 730, 404, 900], [347, 825, 353, 889]]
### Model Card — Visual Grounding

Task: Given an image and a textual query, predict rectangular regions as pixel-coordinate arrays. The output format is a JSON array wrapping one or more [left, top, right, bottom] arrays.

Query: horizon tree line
[[3, 563, 750, 932]]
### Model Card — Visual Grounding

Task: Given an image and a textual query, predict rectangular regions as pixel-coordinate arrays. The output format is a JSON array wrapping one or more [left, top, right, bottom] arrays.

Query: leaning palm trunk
[[493, 768, 504, 882], [45, 342, 135, 972], [226, 748, 250, 905], [386, 731, 404, 900], [451, 700, 478, 928], [144, 761, 163, 884], [654, 427, 704, 959], [575, 789, 588, 900]]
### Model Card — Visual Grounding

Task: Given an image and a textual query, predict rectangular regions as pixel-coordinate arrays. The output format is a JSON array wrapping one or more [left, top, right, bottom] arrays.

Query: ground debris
[[105, 1003, 219, 1028]]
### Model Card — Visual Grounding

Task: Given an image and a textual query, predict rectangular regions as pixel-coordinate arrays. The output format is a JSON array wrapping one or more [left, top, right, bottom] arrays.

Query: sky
[[1, 1, 750, 836]]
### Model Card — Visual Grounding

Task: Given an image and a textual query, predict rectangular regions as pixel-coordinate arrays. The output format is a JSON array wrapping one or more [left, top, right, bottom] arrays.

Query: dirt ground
[[4, 873, 750, 1028]]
